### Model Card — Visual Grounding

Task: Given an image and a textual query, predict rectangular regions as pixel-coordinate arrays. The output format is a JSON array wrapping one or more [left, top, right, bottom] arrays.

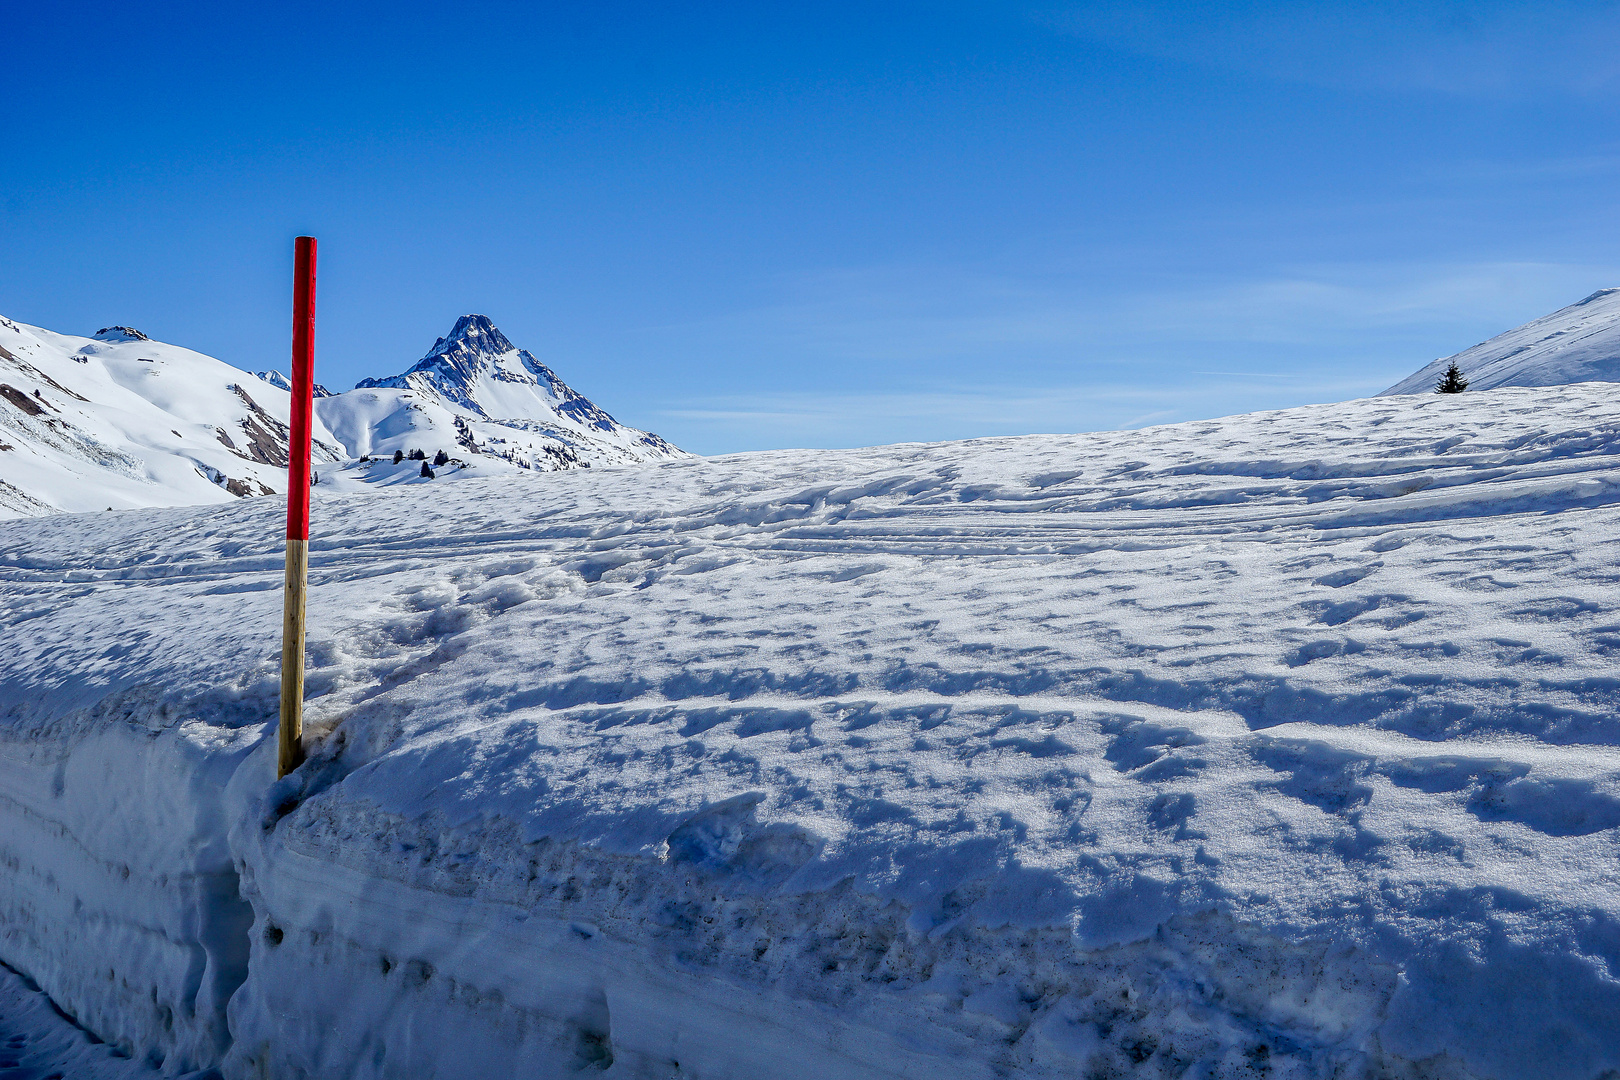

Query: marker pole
[[279, 235, 317, 778]]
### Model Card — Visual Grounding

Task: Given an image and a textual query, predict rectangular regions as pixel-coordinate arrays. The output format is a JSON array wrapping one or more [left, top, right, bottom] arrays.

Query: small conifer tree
[[420, 461, 435, 479], [392, 449, 404, 464], [433, 449, 449, 466], [1435, 361, 1468, 394]]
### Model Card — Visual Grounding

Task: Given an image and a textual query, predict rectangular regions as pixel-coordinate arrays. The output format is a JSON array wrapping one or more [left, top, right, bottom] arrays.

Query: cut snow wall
[[0, 718, 259, 1073], [0, 720, 1415, 1080], [224, 772, 1406, 1080]]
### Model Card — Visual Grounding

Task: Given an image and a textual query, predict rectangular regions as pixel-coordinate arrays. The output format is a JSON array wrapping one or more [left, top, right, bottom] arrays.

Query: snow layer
[[5, 385, 1620, 1078], [1384, 288, 1620, 394]]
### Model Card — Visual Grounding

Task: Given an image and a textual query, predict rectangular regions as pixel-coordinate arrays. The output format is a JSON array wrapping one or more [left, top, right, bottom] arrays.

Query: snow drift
[[1384, 287, 1620, 394], [4, 385, 1620, 1078]]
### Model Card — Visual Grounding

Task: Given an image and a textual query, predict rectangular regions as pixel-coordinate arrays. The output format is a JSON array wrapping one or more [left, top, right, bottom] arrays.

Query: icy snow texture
[[1384, 288, 1620, 394], [0, 313, 683, 521], [5, 386, 1620, 1077]]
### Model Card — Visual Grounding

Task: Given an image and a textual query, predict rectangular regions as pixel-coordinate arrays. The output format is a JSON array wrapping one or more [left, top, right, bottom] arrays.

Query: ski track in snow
[[3, 385, 1620, 1077]]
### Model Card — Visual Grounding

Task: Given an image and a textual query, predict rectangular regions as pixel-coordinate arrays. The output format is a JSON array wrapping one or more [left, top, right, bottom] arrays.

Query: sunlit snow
[[3, 383, 1619, 1077]]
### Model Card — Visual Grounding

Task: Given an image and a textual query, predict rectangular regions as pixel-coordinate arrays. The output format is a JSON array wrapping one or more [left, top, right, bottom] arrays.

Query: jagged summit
[[94, 326, 148, 342], [430, 313, 515, 357], [327, 314, 683, 473], [354, 315, 626, 432], [360, 314, 551, 417]]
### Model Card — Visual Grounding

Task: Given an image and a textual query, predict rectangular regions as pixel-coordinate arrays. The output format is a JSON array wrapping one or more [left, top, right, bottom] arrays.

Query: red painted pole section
[[279, 235, 316, 778], [286, 235, 317, 540]]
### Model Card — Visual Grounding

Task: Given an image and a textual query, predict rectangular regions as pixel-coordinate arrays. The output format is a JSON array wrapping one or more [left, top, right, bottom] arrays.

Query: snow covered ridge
[[253, 369, 333, 398], [0, 314, 347, 518], [1385, 287, 1620, 394], [0, 313, 684, 520], [5, 384, 1620, 1078]]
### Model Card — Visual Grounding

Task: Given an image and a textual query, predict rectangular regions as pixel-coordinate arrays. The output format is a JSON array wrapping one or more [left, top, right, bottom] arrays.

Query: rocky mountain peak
[[431, 314, 513, 359], [255, 370, 334, 398], [94, 326, 149, 342]]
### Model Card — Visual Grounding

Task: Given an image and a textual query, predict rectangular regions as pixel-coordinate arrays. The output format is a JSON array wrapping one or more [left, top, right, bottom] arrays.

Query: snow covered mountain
[[0, 313, 684, 520], [0, 316, 347, 517], [254, 368, 333, 398], [326, 313, 682, 473], [6, 386, 1620, 1078], [1384, 286, 1620, 394]]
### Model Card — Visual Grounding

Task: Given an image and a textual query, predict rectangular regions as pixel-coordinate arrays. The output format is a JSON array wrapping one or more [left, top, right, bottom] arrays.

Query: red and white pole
[[279, 235, 317, 778]]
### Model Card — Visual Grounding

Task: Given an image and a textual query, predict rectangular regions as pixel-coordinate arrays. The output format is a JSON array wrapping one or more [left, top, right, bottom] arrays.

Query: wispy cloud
[[638, 256, 1614, 363]]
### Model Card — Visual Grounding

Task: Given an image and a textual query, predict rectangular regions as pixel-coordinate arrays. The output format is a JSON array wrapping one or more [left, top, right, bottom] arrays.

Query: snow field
[[4, 384, 1620, 1076]]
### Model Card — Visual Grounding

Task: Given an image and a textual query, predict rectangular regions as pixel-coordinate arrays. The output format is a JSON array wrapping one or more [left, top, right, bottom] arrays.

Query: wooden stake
[[279, 235, 317, 778], [279, 537, 309, 777]]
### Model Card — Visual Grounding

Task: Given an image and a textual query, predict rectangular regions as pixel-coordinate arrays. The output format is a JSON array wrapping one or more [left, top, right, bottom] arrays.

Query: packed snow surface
[[1385, 288, 1620, 394], [4, 385, 1620, 1078]]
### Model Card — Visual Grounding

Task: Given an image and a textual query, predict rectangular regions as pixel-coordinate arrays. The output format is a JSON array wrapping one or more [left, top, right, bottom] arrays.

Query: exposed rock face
[[93, 326, 149, 342]]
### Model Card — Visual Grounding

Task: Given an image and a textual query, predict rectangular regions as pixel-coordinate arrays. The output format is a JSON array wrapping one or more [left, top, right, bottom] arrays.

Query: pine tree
[[420, 461, 435, 479], [392, 450, 404, 464], [433, 449, 449, 466], [1435, 361, 1468, 394]]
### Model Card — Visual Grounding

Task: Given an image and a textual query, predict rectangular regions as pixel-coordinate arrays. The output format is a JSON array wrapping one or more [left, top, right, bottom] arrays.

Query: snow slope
[[4, 385, 1620, 1077], [0, 317, 345, 518], [1384, 287, 1620, 394]]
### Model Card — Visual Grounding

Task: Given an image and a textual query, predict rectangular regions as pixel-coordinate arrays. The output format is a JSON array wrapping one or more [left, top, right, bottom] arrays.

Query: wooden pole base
[[278, 537, 308, 778]]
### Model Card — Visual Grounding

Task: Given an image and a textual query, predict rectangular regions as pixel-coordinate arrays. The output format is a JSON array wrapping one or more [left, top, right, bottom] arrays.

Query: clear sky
[[5, 1, 1620, 454]]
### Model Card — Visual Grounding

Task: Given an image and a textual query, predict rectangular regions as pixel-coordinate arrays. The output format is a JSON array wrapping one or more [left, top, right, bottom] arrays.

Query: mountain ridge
[[0, 313, 685, 519], [1383, 288, 1620, 394]]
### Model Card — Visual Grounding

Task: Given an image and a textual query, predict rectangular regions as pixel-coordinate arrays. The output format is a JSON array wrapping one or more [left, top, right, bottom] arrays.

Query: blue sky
[[5, 1, 1620, 454]]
